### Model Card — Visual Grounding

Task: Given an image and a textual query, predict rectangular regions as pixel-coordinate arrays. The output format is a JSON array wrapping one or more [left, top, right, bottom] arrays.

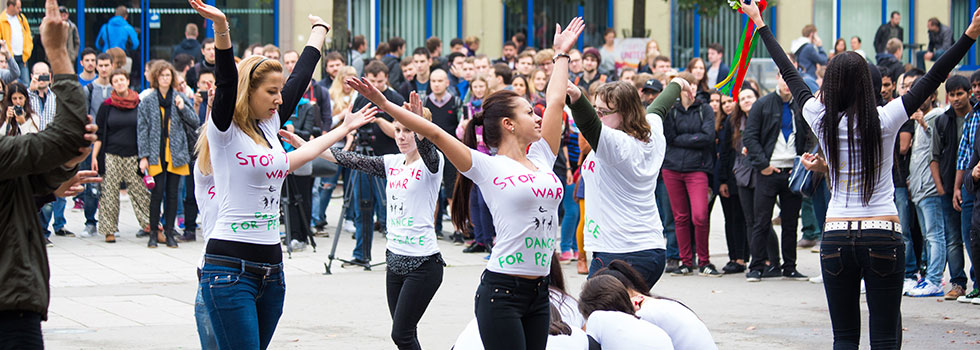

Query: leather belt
[[204, 256, 282, 276], [824, 220, 901, 233]]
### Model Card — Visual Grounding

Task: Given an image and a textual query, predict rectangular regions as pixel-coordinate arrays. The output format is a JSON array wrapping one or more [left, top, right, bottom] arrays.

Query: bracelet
[[312, 24, 329, 32], [214, 28, 229, 36], [552, 53, 570, 64]]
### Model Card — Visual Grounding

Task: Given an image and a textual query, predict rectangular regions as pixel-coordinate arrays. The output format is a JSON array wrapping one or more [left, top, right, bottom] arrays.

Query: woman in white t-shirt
[[594, 259, 716, 350], [742, 1, 980, 348], [189, 2, 379, 349], [284, 96, 445, 350], [347, 17, 585, 350], [578, 275, 673, 350], [566, 69, 688, 288]]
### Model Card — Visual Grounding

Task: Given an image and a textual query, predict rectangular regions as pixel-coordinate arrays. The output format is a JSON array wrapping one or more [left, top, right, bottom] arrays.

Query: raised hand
[[278, 129, 307, 149], [343, 103, 379, 130], [741, 0, 764, 26], [40, 0, 68, 55], [55, 170, 102, 198], [346, 77, 387, 107], [552, 17, 585, 54], [188, 0, 226, 23], [968, 6, 980, 39], [566, 82, 582, 103], [408, 91, 424, 116], [308, 15, 330, 31]]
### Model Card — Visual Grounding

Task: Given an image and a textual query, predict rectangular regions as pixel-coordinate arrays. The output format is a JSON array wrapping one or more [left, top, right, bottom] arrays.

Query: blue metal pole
[[425, 0, 432, 39], [835, 0, 841, 40], [607, 0, 613, 30], [273, 0, 280, 47], [527, 0, 534, 48], [577, 5, 584, 52], [693, 6, 700, 58], [205, 0, 215, 38], [972, 0, 977, 66], [457, 0, 463, 39], [908, 0, 914, 64], [770, 5, 776, 37], [375, 0, 381, 50], [882, 0, 887, 24], [141, 0, 148, 89], [76, 0, 84, 70]]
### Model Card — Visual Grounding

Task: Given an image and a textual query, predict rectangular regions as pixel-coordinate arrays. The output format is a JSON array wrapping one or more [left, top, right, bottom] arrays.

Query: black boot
[[180, 229, 196, 242], [148, 231, 158, 248], [165, 230, 179, 248]]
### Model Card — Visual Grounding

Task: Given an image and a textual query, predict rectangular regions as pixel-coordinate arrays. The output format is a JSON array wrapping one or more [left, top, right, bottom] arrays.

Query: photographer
[[348, 60, 404, 264], [0, 0, 96, 346], [282, 90, 323, 250], [1, 82, 36, 135]]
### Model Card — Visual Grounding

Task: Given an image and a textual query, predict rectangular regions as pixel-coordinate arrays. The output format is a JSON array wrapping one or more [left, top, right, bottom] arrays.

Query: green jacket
[[0, 74, 88, 320]]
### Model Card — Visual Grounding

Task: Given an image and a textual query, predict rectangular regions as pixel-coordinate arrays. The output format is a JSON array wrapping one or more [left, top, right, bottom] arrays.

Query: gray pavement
[[41, 192, 980, 349]]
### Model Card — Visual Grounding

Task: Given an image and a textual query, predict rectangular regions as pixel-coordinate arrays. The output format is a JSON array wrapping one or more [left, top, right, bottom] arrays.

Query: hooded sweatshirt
[[173, 38, 203, 63], [95, 16, 139, 52]]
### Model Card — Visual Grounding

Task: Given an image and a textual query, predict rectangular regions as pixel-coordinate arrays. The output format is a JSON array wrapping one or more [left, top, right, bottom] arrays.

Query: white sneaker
[[809, 275, 823, 284], [860, 279, 866, 294], [78, 224, 96, 238], [908, 281, 944, 297], [343, 220, 356, 233], [972, 297, 980, 305], [289, 239, 306, 251], [902, 278, 918, 295]]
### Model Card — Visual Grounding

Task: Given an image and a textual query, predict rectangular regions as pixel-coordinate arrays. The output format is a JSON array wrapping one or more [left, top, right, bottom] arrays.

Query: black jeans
[[475, 270, 550, 350], [971, 223, 980, 284], [750, 171, 802, 272], [721, 185, 747, 261], [386, 255, 444, 350], [0, 310, 43, 350], [183, 161, 198, 232], [150, 161, 182, 233], [737, 185, 781, 264], [820, 227, 904, 349]]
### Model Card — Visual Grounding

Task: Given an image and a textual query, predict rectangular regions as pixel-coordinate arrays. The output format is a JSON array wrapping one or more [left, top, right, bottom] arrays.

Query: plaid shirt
[[957, 107, 980, 171], [29, 88, 57, 130]]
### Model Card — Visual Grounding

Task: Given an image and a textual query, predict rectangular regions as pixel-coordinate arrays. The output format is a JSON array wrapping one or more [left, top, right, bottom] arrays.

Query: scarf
[[157, 88, 174, 109], [106, 89, 139, 109]]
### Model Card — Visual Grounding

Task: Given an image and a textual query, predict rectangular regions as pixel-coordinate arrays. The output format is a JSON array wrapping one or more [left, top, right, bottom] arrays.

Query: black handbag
[[788, 146, 823, 197]]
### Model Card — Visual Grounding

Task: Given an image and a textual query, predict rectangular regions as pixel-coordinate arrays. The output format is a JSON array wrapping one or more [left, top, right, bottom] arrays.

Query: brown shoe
[[946, 285, 966, 300], [157, 231, 166, 243], [105, 234, 116, 243], [577, 254, 589, 275]]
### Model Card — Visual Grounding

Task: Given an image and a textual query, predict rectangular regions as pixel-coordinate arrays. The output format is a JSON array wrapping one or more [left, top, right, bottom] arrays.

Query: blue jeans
[[39, 197, 67, 236], [588, 248, 667, 290], [801, 197, 820, 241], [895, 187, 919, 279], [915, 195, 948, 286], [916, 48, 947, 71], [942, 193, 968, 288], [960, 185, 977, 288], [820, 228, 904, 349], [77, 156, 98, 226], [812, 179, 830, 231], [195, 285, 218, 350], [312, 169, 342, 225], [353, 171, 386, 261], [656, 178, 678, 260], [560, 183, 578, 252], [469, 187, 495, 246], [200, 255, 285, 350], [14, 55, 27, 85]]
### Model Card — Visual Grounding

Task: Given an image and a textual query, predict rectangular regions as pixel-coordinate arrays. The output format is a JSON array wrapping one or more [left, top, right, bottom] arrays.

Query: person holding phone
[[28, 61, 55, 130]]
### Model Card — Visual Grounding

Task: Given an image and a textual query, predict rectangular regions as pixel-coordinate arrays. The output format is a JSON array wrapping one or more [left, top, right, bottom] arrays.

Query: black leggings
[[184, 161, 198, 232], [720, 184, 747, 261], [475, 270, 549, 350], [386, 255, 444, 350], [737, 185, 781, 264], [149, 161, 181, 233], [0, 311, 43, 350]]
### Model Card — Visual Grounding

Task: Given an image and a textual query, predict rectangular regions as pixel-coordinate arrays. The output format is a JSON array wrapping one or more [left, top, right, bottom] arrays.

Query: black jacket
[[742, 91, 811, 171], [663, 99, 715, 173], [717, 114, 736, 186], [964, 127, 980, 233], [382, 55, 405, 90], [936, 108, 963, 195], [874, 23, 904, 54], [876, 53, 904, 79]]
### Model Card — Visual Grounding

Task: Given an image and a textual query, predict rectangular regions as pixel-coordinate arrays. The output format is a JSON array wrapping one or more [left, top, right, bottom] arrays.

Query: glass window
[[216, 0, 275, 57], [377, 0, 425, 56], [812, 0, 834, 50], [504, 0, 608, 50], [951, 0, 972, 66], [671, 3, 773, 69], [431, 0, 459, 55], [147, 0, 207, 61], [839, 1, 880, 59], [350, 0, 371, 54]]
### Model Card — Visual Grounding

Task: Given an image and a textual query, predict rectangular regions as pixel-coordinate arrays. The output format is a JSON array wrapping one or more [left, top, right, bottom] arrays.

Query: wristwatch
[[552, 52, 570, 63]]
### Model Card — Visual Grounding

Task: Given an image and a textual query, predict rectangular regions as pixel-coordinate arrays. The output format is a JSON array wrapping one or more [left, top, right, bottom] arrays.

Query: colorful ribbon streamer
[[715, 0, 767, 101]]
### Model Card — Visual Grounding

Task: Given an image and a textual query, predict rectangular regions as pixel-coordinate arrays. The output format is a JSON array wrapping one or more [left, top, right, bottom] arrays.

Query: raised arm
[[742, 1, 813, 109], [543, 17, 585, 155], [903, 8, 980, 115], [348, 80, 475, 172], [279, 16, 329, 128], [189, 0, 236, 131], [565, 84, 600, 149], [279, 102, 378, 172]]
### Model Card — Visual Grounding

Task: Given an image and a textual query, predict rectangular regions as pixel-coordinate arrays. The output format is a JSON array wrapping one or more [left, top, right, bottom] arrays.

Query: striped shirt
[[29, 89, 57, 130], [956, 107, 980, 171]]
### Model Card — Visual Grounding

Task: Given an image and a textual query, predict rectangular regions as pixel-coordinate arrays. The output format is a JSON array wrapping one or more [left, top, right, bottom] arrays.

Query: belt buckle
[[261, 265, 275, 277]]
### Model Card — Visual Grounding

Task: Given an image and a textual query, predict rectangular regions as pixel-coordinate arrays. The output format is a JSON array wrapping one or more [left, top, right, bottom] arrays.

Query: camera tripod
[[324, 148, 389, 273], [282, 174, 316, 259]]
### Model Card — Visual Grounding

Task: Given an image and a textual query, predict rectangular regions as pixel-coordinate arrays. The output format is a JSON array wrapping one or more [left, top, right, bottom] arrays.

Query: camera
[[38, 74, 49, 82], [14, 105, 23, 115], [354, 125, 376, 153]]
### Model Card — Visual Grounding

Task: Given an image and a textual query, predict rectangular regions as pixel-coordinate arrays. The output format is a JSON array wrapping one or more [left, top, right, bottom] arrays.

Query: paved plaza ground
[[40, 192, 980, 349]]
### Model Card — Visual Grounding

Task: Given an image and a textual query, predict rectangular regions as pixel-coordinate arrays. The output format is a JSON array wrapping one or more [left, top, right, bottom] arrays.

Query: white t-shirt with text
[[382, 152, 444, 256], [582, 116, 666, 253], [585, 310, 673, 350], [461, 138, 563, 276]]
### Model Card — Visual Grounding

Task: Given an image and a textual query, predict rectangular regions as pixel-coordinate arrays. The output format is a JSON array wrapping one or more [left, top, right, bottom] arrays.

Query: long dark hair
[[548, 304, 573, 336], [820, 51, 881, 205], [595, 259, 697, 314], [1, 82, 36, 135], [578, 275, 636, 319], [451, 90, 525, 232], [730, 86, 759, 149]]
